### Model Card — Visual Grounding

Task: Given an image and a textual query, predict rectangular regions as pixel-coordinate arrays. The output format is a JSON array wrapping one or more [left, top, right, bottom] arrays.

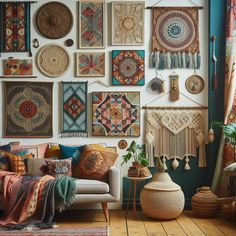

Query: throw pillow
[[59, 144, 85, 165], [7, 153, 26, 175], [0, 150, 11, 171], [0, 143, 11, 152], [45, 159, 72, 178], [45, 145, 61, 159], [73, 145, 118, 182]]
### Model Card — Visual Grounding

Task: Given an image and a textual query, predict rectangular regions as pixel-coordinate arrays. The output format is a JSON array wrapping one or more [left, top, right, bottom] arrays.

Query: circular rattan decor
[[37, 44, 71, 78], [185, 74, 205, 94], [36, 2, 73, 39]]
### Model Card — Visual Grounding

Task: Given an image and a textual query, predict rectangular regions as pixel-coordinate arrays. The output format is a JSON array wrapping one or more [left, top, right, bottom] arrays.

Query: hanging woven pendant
[[208, 128, 215, 143], [172, 158, 179, 170], [170, 74, 179, 101], [184, 156, 191, 170]]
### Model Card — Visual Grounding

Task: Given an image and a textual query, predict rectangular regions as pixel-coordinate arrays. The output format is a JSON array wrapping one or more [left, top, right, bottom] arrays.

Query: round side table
[[125, 175, 152, 216]]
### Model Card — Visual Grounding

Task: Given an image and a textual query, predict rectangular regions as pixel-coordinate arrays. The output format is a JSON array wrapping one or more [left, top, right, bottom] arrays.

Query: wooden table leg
[[133, 180, 137, 216], [126, 180, 133, 214]]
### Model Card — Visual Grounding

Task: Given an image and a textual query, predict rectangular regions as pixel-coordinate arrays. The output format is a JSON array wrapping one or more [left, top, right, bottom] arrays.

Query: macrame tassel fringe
[[162, 157, 168, 171], [152, 51, 201, 70], [60, 132, 88, 138], [184, 157, 191, 170]]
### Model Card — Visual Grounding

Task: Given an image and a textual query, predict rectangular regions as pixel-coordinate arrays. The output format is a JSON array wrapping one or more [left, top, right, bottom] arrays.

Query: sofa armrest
[[108, 166, 120, 201]]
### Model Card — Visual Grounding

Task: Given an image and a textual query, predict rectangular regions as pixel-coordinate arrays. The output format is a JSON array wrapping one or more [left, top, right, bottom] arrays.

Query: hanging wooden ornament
[[196, 131, 207, 167], [170, 73, 179, 101], [162, 157, 168, 171], [150, 70, 165, 93], [172, 158, 179, 170], [208, 124, 215, 143]]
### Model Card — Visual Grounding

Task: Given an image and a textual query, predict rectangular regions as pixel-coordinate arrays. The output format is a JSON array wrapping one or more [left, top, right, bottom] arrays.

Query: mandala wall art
[[62, 82, 88, 137], [76, 52, 105, 77], [92, 92, 140, 137], [112, 50, 145, 85], [111, 1, 145, 45], [4, 82, 53, 138], [79, 0, 105, 48], [0, 1, 32, 56], [152, 7, 200, 69]]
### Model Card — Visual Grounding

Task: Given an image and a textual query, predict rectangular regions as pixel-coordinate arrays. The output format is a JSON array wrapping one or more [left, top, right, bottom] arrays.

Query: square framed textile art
[[111, 1, 145, 45], [4, 81, 53, 138], [0, 1, 32, 56], [112, 50, 145, 85], [76, 52, 105, 77], [61, 82, 88, 137], [79, 0, 105, 48], [92, 92, 140, 137]]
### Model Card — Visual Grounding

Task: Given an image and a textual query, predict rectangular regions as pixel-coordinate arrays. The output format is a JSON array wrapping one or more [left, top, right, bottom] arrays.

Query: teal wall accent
[[123, 0, 227, 209]]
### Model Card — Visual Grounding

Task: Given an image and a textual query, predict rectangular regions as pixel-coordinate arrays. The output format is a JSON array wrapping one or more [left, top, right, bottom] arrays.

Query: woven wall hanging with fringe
[[151, 7, 200, 70]]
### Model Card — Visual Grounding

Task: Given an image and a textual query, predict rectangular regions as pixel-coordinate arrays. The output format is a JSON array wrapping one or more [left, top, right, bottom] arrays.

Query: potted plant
[[121, 141, 150, 177]]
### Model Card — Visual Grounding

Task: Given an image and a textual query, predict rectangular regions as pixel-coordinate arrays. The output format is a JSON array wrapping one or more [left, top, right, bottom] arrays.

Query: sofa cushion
[[0, 143, 11, 152], [27, 158, 46, 176], [7, 154, 28, 175], [45, 159, 72, 178], [75, 179, 109, 194], [0, 150, 11, 171]]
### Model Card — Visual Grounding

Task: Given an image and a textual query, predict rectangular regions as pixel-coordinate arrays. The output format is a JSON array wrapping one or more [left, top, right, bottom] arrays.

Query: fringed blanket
[[0, 171, 76, 230]]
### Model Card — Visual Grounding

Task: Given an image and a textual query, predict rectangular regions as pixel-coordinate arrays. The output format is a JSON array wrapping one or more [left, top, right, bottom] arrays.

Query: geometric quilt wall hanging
[[92, 92, 140, 137], [79, 0, 105, 48], [76, 52, 105, 77], [61, 82, 88, 137], [111, 1, 145, 45], [0, 1, 33, 56], [152, 7, 200, 69], [112, 50, 145, 86], [4, 81, 53, 138]]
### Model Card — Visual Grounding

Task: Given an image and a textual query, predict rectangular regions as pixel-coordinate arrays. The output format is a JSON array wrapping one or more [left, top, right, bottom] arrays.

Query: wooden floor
[[54, 210, 236, 236]]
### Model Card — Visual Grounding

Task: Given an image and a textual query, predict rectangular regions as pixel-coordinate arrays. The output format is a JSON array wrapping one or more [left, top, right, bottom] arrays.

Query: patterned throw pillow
[[0, 143, 11, 152], [59, 144, 85, 165], [45, 159, 72, 178], [7, 153, 26, 175], [73, 145, 118, 182], [0, 150, 11, 171], [45, 145, 61, 159]]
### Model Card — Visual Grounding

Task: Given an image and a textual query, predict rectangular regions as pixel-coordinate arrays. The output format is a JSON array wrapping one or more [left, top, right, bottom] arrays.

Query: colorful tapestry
[[76, 52, 105, 77], [112, 50, 145, 86], [4, 82, 53, 138], [0, 2, 31, 56], [152, 7, 200, 69], [111, 2, 145, 45], [92, 92, 140, 136], [3, 59, 33, 76], [62, 82, 87, 137], [79, 0, 104, 48]]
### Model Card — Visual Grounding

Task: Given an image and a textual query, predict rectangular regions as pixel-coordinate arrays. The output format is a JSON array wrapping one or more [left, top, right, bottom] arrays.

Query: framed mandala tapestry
[[111, 1, 145, 45], [4, 82, 53, 138], [61, 82, 88, 137], [76, 52, 105, 77], [79, 0, 105, 48], [152, 7, 200, 69], [92, 92, 140, 137], [112, 50, 145, 86]]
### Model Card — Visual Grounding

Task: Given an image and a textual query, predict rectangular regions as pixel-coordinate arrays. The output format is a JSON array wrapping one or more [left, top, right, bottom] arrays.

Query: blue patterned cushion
[[0, 143, 11, 152], [59, 144, 85, 165]]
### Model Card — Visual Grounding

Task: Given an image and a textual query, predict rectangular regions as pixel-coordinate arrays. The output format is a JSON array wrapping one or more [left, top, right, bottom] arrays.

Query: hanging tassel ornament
[[184, 156, 191, 170], [162, 157, 168, 171], [156, 156, 163, 171], [170, 73, 179, 101], [208, 124, 215, 143], [172, 158, 179, 170]]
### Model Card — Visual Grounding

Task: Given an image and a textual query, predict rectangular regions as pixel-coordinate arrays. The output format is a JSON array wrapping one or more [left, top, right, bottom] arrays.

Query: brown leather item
[[36, 2, 73, 39]]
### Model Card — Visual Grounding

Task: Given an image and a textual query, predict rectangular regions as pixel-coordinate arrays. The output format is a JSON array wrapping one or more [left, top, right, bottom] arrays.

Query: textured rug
[[0, 226, 109, 236]]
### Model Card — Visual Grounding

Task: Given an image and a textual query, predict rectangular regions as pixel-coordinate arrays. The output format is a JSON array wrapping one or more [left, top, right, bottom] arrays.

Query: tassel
[[157, 156, 163, 171], [171, 53, 175, 68], [60, 132, 88, 138], [184, 157, 191, 170], [172, 158, 179, 170], [166, 52, 171, 69], [208, 128, 215, 143], [185, 53, 190, 68], [189, 53, 193, 68], [151, 52, 156, 68], [155, 51, 160, 69], [182, 52, 186, 68], [162, 157, 168, 171], [178, 52, 182, 68], [197, 53, 201, 69]]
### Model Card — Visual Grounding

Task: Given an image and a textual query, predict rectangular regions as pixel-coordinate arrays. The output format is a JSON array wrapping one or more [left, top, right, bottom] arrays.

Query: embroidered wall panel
[[62, 82, 88, 137], [92, 92, 140, 137], [112, 50, 145, 85], [4, 82, 53, 138]]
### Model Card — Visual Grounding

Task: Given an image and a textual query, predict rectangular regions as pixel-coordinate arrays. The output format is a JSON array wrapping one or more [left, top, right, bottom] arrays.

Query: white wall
[[0, 0, 208, 209]]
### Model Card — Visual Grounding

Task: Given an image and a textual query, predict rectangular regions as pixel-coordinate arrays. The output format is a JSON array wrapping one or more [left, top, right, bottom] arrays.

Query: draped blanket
[[0, 171, 76, 230]]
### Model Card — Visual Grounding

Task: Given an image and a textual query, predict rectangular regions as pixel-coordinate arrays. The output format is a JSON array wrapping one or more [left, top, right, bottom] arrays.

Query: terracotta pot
[[140, 172, 185, 220], [191, 186, 219, 218]]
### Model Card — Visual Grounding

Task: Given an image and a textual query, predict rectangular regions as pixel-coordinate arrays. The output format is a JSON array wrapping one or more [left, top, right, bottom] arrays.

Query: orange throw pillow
[[7, 154, 27, 175]]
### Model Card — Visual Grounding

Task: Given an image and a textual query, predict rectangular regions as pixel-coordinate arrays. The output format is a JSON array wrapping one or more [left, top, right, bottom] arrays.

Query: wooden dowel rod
[[0, 76, 37, 78], [142, 106, 208, 110], [145, 6, 204, 10]]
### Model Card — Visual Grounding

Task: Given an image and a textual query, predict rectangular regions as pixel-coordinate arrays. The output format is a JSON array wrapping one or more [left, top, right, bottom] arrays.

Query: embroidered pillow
[[45, 159, 72, 178], [73, 145, 118, 182], [7, 154, 26, 175], [59, 144, 85, 165]]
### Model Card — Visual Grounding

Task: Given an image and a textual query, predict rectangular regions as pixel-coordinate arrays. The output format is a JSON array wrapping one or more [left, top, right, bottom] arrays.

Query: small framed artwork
[[111, 1, 145, 45], [79, 0, 105, 48], [76, 52, 105, 77], [92, 91, 140, 137], [112, 50, 145, 86]]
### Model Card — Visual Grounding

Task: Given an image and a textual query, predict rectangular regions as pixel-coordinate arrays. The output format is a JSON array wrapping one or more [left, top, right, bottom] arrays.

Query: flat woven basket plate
[[37, 44, 71, 78], [36, 2, 73, 39]]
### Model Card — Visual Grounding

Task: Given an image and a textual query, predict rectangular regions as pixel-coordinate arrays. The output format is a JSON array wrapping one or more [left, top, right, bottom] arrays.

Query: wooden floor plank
[[161, 220, 187, 236], [177, 213, 205, 236], [110, 210, 127, 236], [209, 217, 236, 236], [142, 214, 167, 236], [126, 211, 148, 236]]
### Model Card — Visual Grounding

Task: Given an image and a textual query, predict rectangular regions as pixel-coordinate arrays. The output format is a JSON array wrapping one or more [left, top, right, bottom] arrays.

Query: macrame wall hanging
[[0, 0, 36, 56]]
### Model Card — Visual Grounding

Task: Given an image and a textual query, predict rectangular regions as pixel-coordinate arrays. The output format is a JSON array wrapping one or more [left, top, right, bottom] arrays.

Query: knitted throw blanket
[[0, 171, 76, 230]]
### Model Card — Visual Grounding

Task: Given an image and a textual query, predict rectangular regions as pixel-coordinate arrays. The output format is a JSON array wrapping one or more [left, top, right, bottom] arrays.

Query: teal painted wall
[[123, 0, 227, 209]]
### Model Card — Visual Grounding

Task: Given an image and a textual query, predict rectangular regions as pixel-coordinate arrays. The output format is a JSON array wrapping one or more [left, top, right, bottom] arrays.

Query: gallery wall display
[[79, 0, 105, 48], [92, 92, 140, 137], [4, 81, 53, 138]]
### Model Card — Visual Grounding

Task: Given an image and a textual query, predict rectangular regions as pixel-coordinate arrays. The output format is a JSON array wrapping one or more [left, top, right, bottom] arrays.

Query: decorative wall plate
[[36, 44, 70, 78], [36, 2, 73, 39], [118, 140, 128, 149], [185, 74, 205, 94]]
